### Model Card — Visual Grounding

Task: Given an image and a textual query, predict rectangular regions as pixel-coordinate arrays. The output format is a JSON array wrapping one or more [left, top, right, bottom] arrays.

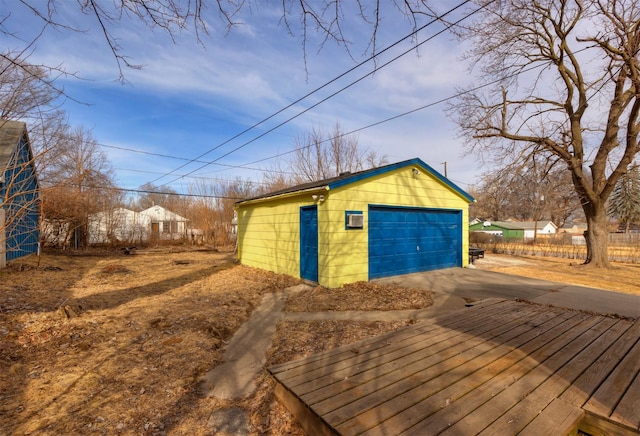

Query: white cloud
[[2, 1, 484, 190]]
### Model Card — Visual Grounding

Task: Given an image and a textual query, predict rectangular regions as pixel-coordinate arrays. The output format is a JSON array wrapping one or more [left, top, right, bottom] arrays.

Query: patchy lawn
[[0, 248, 419, 435], [285, 282, 433, 312], [2, 248, 636, 435]]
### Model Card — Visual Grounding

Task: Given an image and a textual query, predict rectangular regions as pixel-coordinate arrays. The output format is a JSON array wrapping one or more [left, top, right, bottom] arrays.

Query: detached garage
[[235, 158, 474, 288]]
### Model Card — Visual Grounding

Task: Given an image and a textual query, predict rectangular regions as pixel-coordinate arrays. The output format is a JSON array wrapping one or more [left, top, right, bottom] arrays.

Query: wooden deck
[[269, 299, 640, 435]]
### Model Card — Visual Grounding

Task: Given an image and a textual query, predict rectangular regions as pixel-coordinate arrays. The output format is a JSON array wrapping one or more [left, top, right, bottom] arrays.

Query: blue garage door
[[369, 206, 462, 279]]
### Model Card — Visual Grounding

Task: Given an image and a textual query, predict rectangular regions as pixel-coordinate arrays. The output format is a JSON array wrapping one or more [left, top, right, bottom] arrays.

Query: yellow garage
[[235, 158, 474, 288]]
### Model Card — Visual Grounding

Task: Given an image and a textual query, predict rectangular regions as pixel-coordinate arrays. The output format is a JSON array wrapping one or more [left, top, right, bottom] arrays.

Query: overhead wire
[[96, 43, 596, 197], [160, 0, 495, 186], [90, 3, 615, 198], [147, 0, 479, 185]]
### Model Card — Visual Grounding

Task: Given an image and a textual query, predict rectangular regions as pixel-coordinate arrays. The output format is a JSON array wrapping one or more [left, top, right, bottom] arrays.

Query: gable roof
[[0, 120, 28, 173], [236, 158, 474, 205], [139, 205, 188, 221]]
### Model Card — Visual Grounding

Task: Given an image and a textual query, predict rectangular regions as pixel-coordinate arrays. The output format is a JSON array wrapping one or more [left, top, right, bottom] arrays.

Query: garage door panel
[[369, 206, 461, 280]]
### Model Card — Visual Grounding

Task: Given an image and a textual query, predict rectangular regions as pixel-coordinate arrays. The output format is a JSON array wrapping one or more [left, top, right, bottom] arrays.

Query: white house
[[520, 221, 558, 240], [88, 205, 189, 244], [88, 208, 146, 244], [139, 205, 188, 240]]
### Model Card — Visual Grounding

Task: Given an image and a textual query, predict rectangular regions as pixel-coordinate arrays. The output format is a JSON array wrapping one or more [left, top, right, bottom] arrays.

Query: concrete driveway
[[373, 267, 640, 319]]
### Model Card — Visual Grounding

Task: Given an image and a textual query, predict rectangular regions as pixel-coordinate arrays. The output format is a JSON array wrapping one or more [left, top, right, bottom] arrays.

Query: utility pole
[[442, 161, 448, 178]]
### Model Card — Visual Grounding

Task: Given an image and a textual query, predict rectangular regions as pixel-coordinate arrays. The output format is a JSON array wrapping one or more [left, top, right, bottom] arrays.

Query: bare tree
[[40, 126, 120, 248], [471, 161, 582, 228], [186, 178, 254, 246], [289, 123, 387, 184], [3, 2, 442, 80], [135, 183, 182, 211], [451, 0, 640, 267]]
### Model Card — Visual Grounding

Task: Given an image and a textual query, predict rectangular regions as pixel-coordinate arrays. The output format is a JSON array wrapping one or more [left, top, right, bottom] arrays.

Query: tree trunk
[[583, 201, 610, 268]]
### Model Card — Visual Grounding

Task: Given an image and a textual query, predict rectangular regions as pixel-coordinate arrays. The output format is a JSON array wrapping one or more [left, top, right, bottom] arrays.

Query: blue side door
[[300, 206, 318, 282]]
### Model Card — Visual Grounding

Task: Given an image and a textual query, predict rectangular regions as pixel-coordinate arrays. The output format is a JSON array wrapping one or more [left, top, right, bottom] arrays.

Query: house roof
[[139, 205, 188, 221], [236, 158, 474, 205], [0, 120, 27, 173]]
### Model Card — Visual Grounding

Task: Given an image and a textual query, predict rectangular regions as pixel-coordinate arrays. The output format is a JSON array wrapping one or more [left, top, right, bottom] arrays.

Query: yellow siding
[[316, 166, 470, 288], [237, 198, 308, 278], [237, 164, 470, 288]]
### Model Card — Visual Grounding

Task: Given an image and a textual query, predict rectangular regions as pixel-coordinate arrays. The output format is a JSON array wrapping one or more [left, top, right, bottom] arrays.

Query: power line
[[114, 166, 275, 185], [45, 183, 244, 200], [101, 46, 581, 190], [148, 0, 478, 185], [96, 13, 604, 192], [162, 0, 493, 185], [76, 45, 597, 199]]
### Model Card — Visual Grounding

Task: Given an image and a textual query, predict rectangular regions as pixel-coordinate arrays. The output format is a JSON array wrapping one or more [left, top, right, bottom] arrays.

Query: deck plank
[[339, 310, 584, 435], [560, 320, 640, 408], [320, 306, 562, 427], [269, 298, 508, 378], [518, 397, 584, 436], [282, 309, 501, 390], [387, 312, 595, 436], [301, 303, 551, 407], [438, 315, 611, 435], [480, 317, 630, 435], [268, 300, 640, 436], [591, 329, 640, 430], [611, 363, 640, 431]]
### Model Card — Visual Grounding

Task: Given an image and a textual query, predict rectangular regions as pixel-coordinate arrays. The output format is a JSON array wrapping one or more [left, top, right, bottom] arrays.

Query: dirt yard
[[1, 248, 637, 435], [0, 248, 428, 435]]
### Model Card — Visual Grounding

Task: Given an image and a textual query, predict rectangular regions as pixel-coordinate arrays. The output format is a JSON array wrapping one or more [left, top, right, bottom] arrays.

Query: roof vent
[[339, 171, 351, 177]]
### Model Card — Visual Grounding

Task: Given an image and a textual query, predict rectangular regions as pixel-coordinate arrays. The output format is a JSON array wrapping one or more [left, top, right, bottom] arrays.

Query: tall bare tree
[[289, 123, 387, 184], [186, 178, 254, 246], [451, 0, 640, 267], [40, 126, 120, 247], [470, 161, 582, 228]]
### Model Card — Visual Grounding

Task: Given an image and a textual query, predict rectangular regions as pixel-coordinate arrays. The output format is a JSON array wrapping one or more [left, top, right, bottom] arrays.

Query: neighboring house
[[616, 222, 640, 233], [139, 205, 188, 240], [235, 158, 474, 288], [88, 208, 146, 244], [469, 220, 557, 240], [87, 205, 189, 244], [469, 217, 483, 226], [0, 120, 40, 267], [559, 221, 589, 235]]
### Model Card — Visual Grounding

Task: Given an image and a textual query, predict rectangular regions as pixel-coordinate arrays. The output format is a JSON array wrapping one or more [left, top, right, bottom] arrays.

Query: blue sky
[[3, 1, 483, 195]]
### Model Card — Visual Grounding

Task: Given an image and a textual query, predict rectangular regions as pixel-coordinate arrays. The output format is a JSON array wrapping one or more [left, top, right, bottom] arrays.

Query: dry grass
[[475, 253, 640, 296], [2, 248, 636, 435], [0, 248, 420, 435], [0, 248, 300, 435], [285, 282, 433, 312]]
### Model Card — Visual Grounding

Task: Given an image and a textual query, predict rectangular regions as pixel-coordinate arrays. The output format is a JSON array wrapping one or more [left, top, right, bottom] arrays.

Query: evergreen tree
[[608, 164, 640, 233]]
